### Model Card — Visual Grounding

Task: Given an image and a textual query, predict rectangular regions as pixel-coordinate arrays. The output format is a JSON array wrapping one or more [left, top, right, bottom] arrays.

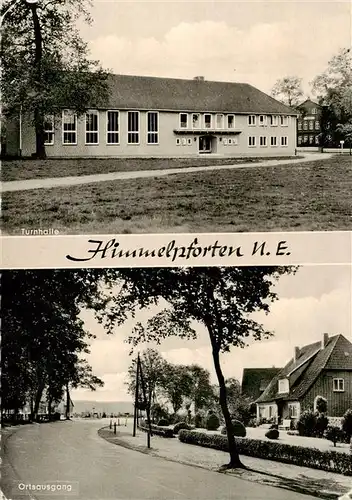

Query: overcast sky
[[77, 0, 351, 95], [71, 265, 352, 402]]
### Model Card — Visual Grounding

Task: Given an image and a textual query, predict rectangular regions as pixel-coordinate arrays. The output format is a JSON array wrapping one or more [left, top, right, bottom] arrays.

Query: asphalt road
[[2, 419, 318, 500]]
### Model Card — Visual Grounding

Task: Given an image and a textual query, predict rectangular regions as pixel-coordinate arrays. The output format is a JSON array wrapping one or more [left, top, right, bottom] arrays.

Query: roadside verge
[[98, 425, 350, 500]]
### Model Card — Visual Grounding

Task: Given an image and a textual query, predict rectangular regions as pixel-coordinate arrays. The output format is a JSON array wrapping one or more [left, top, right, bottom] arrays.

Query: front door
[[199, 136, 212, 153]]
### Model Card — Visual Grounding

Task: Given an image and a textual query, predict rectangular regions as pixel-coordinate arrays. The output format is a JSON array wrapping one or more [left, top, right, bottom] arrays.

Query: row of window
[[248, 136, 288, 147], [279, 377, 345, 395], [44, 110, 159, 146], [297, 120, 320, 131], [298, 135, 320, 145], [175, 137, 238, 146], [179, 113, 290, 129]]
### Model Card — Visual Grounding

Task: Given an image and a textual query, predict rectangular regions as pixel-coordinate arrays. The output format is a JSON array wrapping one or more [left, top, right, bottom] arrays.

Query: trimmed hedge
[[265, 429, 279, 440], [178, 430, 352, 476], [173, 422, 192, 434], [221, 420, 246, 437], [138, 423, 174, 438], [157, 418, 169, 426]]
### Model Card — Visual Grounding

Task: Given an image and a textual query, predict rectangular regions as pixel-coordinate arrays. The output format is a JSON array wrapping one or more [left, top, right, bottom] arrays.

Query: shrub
[[247, 418, 257, 428], [220, 420, 246, 437], [138, 423, 174, 438], [173, 422, 191, 434], [151, 403, 169, 423], [315, 413, 329, 438], [194, 413, 203, 428], [297, 410, 317, 437], [269, 423, 279, 430], [178, 430, 352, 476], [265, 428, 279, 440], [342, 409, 352, 438], [157, 418, 169, 426], [315, 396, 328, 414], [325, 425, 344, 447], [206, 413, 220, 431]]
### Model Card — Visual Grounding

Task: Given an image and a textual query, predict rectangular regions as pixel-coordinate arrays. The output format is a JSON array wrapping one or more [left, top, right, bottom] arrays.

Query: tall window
[[248, 136, 256, 147], [280, 116, 288, 126], [270, 136, 278, 147], [227, 115, 235, 129], [44, 115, 54, 145], [248, 115, 256, 126], [297, 136, 302, 145], [315, 121, 320, 130], [270, 115, 278, 126], [204, 114, 212, 128], [309, 121, 314, 130], [298, 121, 302, 130], [192, 113, 200, 128], [333, 378, 344, 392], [85, 111, 99, 144], [128, 111, 139, 144], [259, 136, 267, 147], [259, 115, 267, 126], [281, 136, 288, 146], [107, 111, 119, 144], [288, 403, 299, 418], [147, 112, 158, 144], [180, 113, 188, 128], [303, 121, 308, 130], [216, 114, 224, 129], [62, 110, 77, 144]]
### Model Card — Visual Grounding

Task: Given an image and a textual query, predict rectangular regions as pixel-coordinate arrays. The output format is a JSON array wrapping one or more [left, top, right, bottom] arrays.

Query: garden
[[137, 397, 352, 476]]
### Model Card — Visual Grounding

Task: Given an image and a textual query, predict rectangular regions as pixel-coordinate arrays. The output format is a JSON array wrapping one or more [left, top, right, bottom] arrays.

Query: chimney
[[193, 76, 205, 81], [294, 346, 300, 362], [322, 333, 329, 348]]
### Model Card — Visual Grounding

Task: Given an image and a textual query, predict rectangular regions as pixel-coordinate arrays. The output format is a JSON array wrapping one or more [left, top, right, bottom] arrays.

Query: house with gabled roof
[[256, 333, 352, 424], [6, 74, 297, 158], [241, 368, 282, 402]]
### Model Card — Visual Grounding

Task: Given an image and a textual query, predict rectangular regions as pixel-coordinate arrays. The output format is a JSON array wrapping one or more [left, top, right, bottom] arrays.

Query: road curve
[[2, 419, 318, 500]]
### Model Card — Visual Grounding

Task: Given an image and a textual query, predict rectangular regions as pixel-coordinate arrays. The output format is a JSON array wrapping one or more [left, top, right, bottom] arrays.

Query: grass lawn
[[2, 155, 351, 234], [2, 156, 299, 182]]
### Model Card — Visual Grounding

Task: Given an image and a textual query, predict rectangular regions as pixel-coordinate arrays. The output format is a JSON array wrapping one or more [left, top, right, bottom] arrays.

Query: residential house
[[6, 74, 297, 158], [241, 368, 282, 402], [256, 333, 352, 425]]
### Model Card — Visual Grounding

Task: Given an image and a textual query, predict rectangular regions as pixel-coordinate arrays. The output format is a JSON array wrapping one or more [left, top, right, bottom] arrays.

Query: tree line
[[126, 348, 256, 427], [271, 48, 352, 149]]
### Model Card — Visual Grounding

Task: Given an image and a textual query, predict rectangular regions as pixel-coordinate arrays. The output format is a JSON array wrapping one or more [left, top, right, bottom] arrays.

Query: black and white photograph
[[1, 0, 351, 234], [1, 265, 352, 500]]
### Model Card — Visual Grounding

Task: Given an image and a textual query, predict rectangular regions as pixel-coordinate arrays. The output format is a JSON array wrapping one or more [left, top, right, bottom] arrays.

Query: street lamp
[[0, 0, 39, 157]]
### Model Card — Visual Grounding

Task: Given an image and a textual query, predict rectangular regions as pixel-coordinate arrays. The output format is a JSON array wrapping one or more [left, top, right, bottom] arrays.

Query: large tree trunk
[[211, 346, 244, 468], [65, 384, 71, 419], [34, 109, 46, 159], [47, 394, 52, 421], [32, 380, 45, 422], [30, 4, 46, 159]]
